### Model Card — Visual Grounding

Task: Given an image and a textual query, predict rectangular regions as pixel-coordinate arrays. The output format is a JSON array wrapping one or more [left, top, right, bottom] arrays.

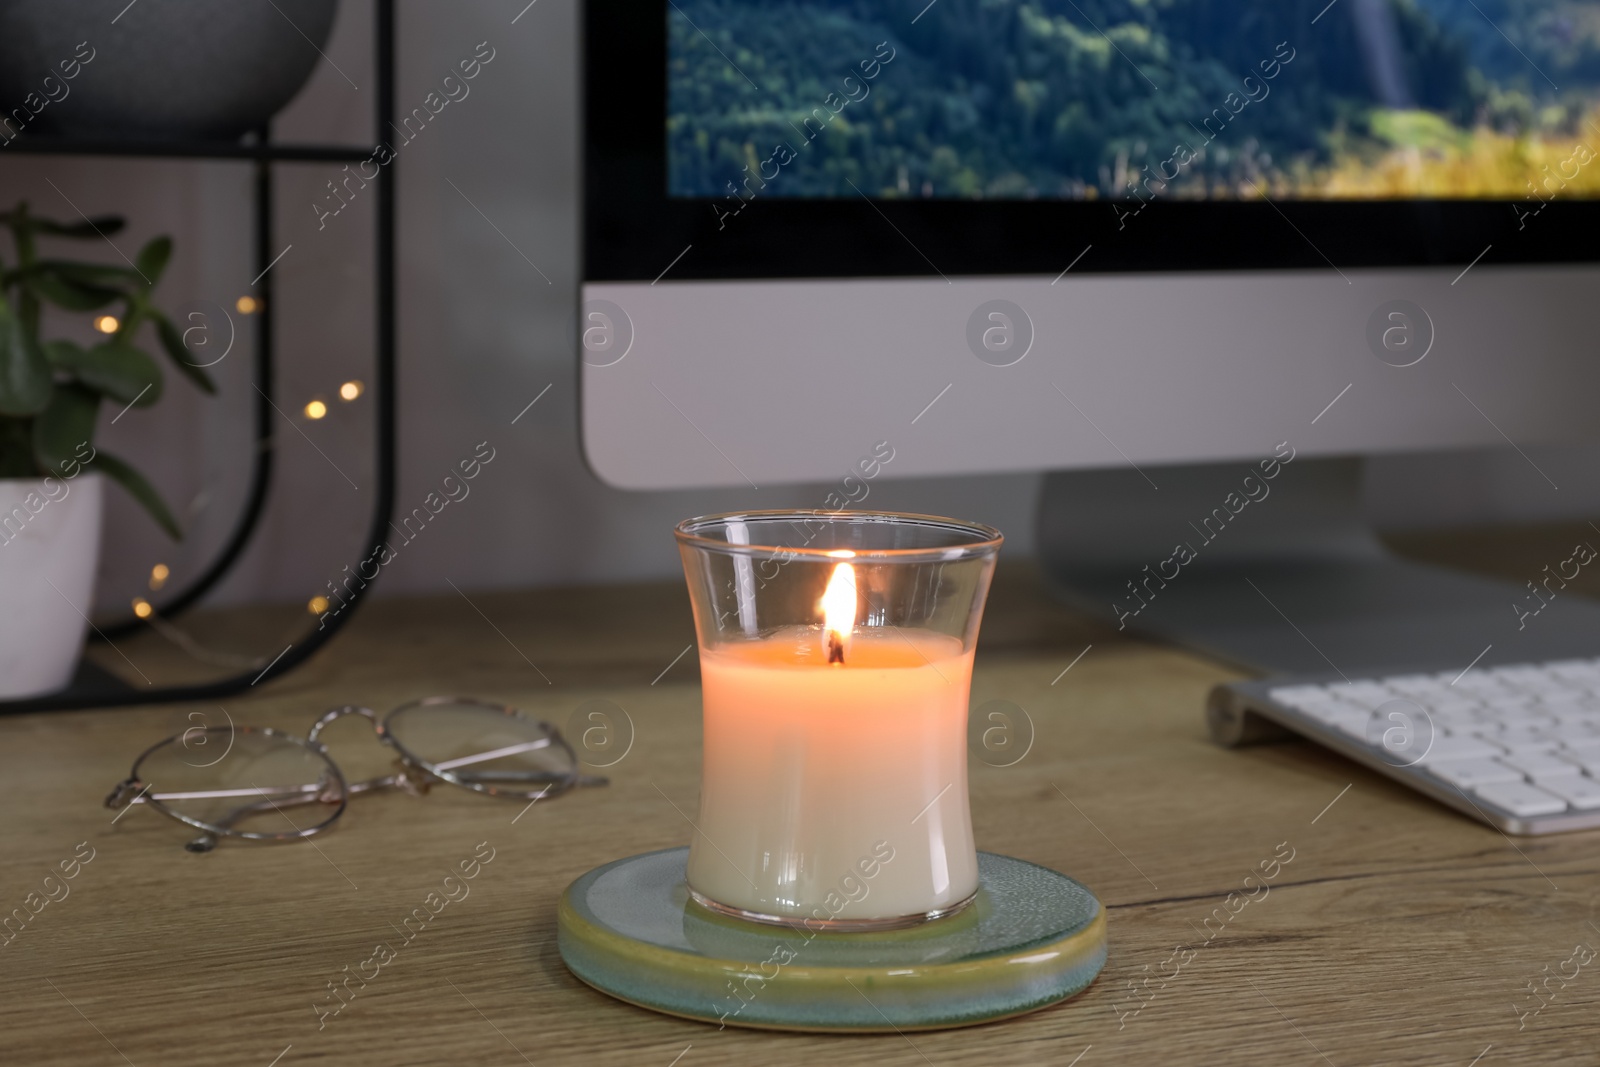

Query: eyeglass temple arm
[[429, 737, 605, 789], [114, 782, 322, 804], [310, 711, 595, 789], [103, 776, 345, 853], [207, 785, 334, 829], [107, 779, 329, 808], [183, 781, 346, 853], [103, 706, 378, 813], [430, 737, 552, 771]]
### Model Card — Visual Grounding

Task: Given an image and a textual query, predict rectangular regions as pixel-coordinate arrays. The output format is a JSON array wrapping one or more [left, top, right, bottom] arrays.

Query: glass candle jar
[[676, 510, 1002, 931]]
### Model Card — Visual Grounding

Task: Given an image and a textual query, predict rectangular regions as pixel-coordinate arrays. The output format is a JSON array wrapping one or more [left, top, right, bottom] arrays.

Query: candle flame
[[821, 557, 857, 665]]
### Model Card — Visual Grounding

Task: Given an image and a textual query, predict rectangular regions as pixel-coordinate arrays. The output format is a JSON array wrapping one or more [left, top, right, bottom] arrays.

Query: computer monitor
[[581, 0, 1600, 676]]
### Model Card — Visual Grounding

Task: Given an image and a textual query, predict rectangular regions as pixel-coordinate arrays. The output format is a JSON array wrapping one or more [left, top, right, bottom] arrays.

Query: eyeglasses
[[104, 697, 607, 852]]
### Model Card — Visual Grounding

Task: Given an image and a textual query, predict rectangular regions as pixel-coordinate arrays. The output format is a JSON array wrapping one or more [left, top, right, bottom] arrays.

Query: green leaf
[[46, 339, 162, 406], [87, 449, 181, 540], [135, 236, 172, 285], [42, 216, 125, 238], [35, 260, 144, 287], [3, 202, 36, 267], [31, 382, 98, 472], [42, 339, 85, 367], [117, 290, 149, 338], [152, 311, 217, 395], [0, 416, 35, 478], [0, 212, 127, 239], [0, 295, 52, 416], [24, 267, 121, 311]]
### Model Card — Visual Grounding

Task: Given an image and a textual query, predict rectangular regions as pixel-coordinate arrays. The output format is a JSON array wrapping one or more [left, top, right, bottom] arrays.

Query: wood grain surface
[[2, 542, 1598, 1067]]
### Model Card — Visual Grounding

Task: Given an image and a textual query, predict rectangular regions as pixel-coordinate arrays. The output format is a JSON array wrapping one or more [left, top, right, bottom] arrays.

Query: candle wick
[[827, 631, 846, 666]]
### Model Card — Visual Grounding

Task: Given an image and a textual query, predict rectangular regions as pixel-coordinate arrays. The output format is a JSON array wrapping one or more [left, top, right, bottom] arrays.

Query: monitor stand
[[1036, 457, 1600, 678]]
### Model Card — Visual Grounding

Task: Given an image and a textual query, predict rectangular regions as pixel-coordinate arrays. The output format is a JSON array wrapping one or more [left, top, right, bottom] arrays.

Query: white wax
[[688, 625, 978, 923]]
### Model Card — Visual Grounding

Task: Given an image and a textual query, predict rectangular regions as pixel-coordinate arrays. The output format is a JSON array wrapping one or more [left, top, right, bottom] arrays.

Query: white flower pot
[[0, 473, 102, 699]]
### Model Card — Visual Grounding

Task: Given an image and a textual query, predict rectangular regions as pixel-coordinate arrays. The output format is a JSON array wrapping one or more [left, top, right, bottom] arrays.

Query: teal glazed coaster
[[557, 848, 1107, 1032]]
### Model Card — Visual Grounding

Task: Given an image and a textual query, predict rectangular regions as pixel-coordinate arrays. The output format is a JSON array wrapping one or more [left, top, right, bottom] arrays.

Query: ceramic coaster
[[557, 848, 1106, 1032]]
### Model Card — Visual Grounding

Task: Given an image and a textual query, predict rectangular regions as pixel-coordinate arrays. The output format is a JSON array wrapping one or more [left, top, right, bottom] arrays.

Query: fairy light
[[304, 399, 328, 420], [149, 564, 169, 591], [338, 380, 363, 401], [236, 296, 260, 314], [131, 597, 153, 619], [308, 595, 330, 614], [93, 314, 119, 334]]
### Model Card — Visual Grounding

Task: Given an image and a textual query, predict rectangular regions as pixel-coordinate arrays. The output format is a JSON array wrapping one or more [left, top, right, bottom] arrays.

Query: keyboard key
[[1534, 775, 1600, 811], [1541, 705, 1600, 724], [1426, 758, 1525, 788], [1248, 658, 1600, 831], [1432, 698, 1490, 716], [1497, 734, 1568, 755], [1293, 701, 1366, 724], [1417, 735, 1504, 762], [1434, 715, 1491, 734], [1530, 681, 1593, 697], [1268, 685, 1330, 706], [1498, 750, 1582, 779], [1563, 752, 1600, 776], [1475, 725, 1565, 753], [1337, 683, 1396, 706], [1395, 688, 1447, 702], [1433, 698, 1493, 713], [1328, 714, 1375, 740], [1473, 780, 1570, 817], [1548, 660, 1600, 679]]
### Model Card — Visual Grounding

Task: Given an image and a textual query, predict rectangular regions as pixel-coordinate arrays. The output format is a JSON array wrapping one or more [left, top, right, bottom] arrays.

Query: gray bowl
[[0, 0, 339, 140]]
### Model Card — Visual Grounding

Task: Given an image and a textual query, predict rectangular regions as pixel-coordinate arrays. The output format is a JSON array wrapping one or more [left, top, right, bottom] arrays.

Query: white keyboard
[[1208, 657, 1600, 834]]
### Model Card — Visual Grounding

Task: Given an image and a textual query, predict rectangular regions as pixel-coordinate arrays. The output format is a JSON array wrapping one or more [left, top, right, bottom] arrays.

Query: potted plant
[[0, 202, 213, 699]]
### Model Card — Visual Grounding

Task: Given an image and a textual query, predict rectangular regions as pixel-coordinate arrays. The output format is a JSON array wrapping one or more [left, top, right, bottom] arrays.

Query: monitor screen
[[586, 0, 1600, 280], [666, 0, 1600, 202]]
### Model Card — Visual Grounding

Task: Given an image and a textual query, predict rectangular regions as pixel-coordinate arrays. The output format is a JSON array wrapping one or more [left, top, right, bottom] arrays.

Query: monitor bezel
[[584, 0, 1600, 283]]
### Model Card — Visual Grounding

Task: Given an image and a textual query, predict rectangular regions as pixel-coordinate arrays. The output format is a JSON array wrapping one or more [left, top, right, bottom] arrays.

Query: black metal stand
[[0, 2, 397, 713]]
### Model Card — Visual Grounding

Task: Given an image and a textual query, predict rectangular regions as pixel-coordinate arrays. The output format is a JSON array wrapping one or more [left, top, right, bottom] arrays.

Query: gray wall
[[2, 0, 1594, 616]]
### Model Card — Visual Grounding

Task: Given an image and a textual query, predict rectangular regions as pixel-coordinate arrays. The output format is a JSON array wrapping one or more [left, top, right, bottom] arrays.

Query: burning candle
[[676, 511, 1002, 930]]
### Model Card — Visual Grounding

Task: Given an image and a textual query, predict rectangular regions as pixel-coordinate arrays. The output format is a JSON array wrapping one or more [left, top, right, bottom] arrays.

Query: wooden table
[[3, 527, 1599, 1067]]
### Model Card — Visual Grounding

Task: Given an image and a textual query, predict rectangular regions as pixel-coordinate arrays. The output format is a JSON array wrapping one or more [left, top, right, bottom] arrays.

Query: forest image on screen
[[667, 0, 1600, 201]]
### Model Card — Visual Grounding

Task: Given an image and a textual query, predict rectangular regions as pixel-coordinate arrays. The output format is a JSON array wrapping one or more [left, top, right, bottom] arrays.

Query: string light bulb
[[338, 380, 363, 401], [149, 563, 169, 591], [93, 314, 119, 334], [308, 595, 330, 614], [304, 399, 328, 420], [132, 597, 153, 619], [236, 296, 260, 314]]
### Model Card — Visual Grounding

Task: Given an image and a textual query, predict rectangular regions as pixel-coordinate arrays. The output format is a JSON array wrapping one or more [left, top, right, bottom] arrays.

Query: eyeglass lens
[[384, 699, 575, 797], [134, 727, 345, 841]]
